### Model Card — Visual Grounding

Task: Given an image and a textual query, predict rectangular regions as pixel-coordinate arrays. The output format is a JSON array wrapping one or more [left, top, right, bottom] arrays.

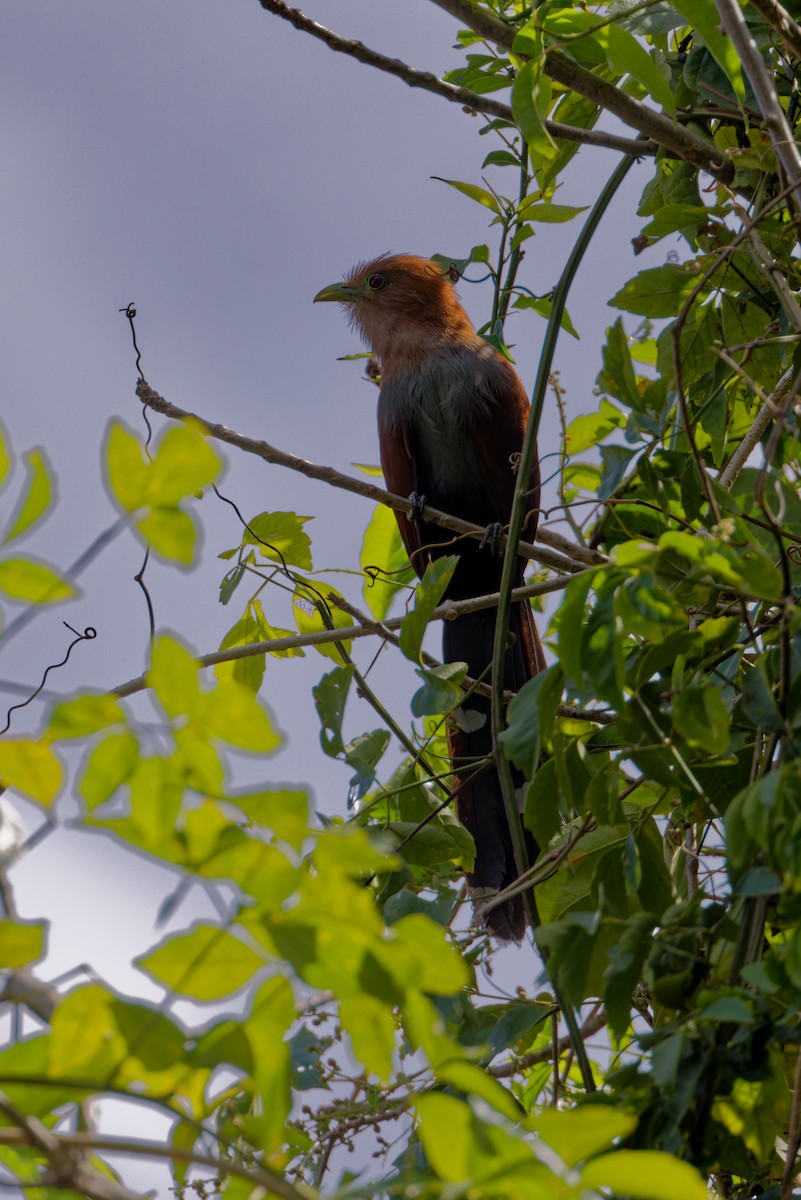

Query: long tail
[[443, 598, 545, 941]]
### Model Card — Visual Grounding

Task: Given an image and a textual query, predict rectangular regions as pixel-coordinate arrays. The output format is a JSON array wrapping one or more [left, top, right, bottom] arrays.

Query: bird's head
[[314, 254, 475, 367]]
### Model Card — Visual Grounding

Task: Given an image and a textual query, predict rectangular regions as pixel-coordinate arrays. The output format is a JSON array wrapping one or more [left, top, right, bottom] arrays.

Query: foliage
[[4, 2, 801, 1198]]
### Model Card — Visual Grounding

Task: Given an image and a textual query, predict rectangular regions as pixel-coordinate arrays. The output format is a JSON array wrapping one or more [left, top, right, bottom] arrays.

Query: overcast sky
[[0, 2, 662, 1191]]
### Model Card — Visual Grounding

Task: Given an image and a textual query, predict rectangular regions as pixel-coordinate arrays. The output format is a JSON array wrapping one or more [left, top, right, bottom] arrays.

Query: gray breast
[[378, 344, 499, 491]]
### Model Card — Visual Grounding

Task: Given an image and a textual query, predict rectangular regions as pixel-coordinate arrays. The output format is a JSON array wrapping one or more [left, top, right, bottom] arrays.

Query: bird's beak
[[313, 282, 355, 304]]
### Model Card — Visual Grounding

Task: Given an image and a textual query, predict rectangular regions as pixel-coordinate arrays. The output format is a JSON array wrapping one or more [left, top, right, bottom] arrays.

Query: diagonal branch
[[427, 0, 734, 183], [748, 0, 801, 61], [136, 380, 582, 574], [258, 0, 655, 157]]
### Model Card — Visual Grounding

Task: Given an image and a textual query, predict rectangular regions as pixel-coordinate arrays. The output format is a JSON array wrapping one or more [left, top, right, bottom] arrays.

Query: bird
[[314, 253, 544, 940]]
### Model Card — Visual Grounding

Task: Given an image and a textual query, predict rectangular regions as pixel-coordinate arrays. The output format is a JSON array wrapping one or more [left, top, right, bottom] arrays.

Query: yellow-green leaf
[[147, 421, 221, 506], [0, 557, 75, 604], [148, 634, 201, 719], [580, 1150, 708, 1200], [136, 922, 264, 1000], [198, 678, 282, 753], [105, 420, 149, 512], [137, 507, 197, 564], [3, 449, 54, 543], [0, 739, 63, 806], [79, 732, 139, 811], [360, 503, 414, 620], [48, 694, 126, 740], [0, 918, 46, 968]]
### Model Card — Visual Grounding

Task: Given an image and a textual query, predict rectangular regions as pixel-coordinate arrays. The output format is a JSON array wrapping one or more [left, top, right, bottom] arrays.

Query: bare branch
[[0, 1124, 317, 1200], [258, 0, 656, 157], [136, 380, 581, 574], [110, 576, 575, 700], [715, 0, 801, 209]]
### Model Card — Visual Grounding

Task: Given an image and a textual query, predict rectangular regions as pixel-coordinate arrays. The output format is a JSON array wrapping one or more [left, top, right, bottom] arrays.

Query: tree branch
[[714, 0, 801, 209], [428, 0, 734, 183], [257, 0, 656, 157], [110, 576, 575, 700], [136, 380, 581, 574], [0, 1124, 317, 1200], [748, 0, 801, 62]]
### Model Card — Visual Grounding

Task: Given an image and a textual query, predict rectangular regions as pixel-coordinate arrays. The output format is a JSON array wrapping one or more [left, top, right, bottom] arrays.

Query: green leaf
[[517, 200, 588, 223], [242, 511, 313, 571], [513, 293, 580, 339], [399, 556, 458, 662], [0, 422, 11, 493], [105, 420, 149, 511], [360, 503, 414, 620], [340, 993, 397, 1080], [47, 694, 125, 740], [433, 177, 502, 216], [604, 913, 656, 1038], [542, 7, 675, 113], [147, 634, 201, 719], [565, 404, 625, 455], [555, 568, 596, 683], [292, 579, 353, 661], [512, 57, 560, 185], [3, 449, 54, 543], [147, 421, 221, 505], [673, 685, 730, 755], [0, 739, 63, 806], [313, 663, 353, 756], [198, 678, 282, 752], [137, 506, 196, 564], [501, 662, 562, 778], [229, 788, 308, 848], [137, 923, 264, 1000], [0, 918, 46, 968], [610, 263, 702, 317], [598, 319, 640, 411], [533, 1106, 636, 1166], [411, 661, 467, 717], [244, 976, 295, 1151], [79, 732, 139, 811], [0, 557, 75, 604], [580, 1149, 708, 1200], [672, 0, 744, 101]]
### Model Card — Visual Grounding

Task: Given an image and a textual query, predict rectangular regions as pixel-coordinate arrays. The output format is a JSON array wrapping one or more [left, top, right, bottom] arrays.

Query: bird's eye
[[367, 273, 388, 291]]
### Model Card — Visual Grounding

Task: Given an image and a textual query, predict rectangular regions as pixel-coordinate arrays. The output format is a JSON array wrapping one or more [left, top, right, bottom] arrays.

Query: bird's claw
[[408, 492, 427, 524], [481, 522, 504, 555]]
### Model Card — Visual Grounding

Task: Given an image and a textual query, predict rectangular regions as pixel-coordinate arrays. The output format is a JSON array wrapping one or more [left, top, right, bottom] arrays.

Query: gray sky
[[0, 1, 661, 1191]]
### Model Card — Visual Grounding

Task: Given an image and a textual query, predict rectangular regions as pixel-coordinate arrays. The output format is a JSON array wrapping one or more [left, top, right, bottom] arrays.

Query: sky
[[0, 1, 664, 1192]]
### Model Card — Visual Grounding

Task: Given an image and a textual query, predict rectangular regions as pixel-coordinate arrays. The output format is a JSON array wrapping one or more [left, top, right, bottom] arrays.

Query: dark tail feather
[[443, 599, 543, 941]]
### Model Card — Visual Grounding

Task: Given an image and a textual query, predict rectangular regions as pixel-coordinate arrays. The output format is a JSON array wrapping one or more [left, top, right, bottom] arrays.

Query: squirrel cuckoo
[[315, 254, 544, 940]]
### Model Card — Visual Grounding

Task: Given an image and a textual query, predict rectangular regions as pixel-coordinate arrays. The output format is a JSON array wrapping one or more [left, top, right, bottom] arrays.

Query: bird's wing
[[470, 367, 541, 541], [378, 417, 425, 575]]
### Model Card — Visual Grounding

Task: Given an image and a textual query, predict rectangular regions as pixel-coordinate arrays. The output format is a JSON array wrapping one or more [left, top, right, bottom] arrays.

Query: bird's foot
[[408, 491, 427, 524], [481, 522, 504, 555]]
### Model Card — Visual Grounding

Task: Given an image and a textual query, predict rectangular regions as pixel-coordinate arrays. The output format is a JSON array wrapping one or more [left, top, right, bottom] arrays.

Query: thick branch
[[136, 380, 581, 574], [544, 51, 733, 184], [719, 366, 796, 487], [429, 0, 733, 182], [258, 0, 655, 156], [748, 0, 801, 61], [715, 0, 801, 208]]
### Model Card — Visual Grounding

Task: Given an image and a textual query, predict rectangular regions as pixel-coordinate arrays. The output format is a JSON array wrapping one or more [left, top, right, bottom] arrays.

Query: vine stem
[[490, 151, 638, 1096]]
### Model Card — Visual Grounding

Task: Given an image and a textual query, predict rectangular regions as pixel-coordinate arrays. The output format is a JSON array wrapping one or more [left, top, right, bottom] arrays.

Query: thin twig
[[488, 1008, 608, 1078]]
